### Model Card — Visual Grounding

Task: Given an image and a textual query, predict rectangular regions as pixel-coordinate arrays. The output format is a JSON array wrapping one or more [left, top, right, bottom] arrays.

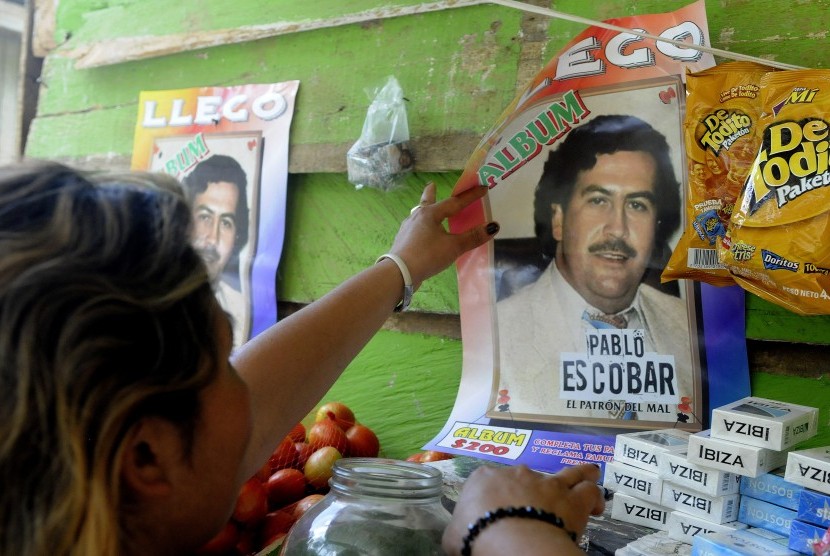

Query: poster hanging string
[[485, 0, 804, 71]]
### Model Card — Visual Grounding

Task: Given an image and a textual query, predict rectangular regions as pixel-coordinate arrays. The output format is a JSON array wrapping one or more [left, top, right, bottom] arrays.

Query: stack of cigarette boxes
[[607, 397, 826, 555], [784, 446, 830, 554], [685, 397, 821, 555], [659, 446, 744, 545], [737, 469, 802, 542], [689, 395, 817, 478], [605, 429, 691, 532]]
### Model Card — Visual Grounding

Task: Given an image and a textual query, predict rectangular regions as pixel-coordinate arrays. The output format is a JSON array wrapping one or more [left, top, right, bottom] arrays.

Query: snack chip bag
[[719, 69, 830, 314], [663, 62, 773, 286]]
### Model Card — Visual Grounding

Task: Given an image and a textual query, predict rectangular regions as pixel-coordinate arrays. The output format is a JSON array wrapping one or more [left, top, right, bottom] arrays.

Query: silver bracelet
[[375, 253, 413, 312]]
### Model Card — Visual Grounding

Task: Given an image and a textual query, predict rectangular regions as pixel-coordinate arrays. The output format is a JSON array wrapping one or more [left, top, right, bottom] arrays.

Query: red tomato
[[345, 424, 380, 457], [232, 477, 268, 526], [421, 450, 454, 463], [262, 508, 297, 540], [293, 493, 325, 519], [294, 441, 315, 469], [235, 526, 257, 556], [307, 419, 348, 454], [304, 446, 342, 489], [287, 422, 306, 443], [315, 401, 356, 431], [405, 452, 424, 463], [266, 468, 307, 507], [195, 521, 239, 555], [254, 458, 272, 482], [269, 436, 298, 471]]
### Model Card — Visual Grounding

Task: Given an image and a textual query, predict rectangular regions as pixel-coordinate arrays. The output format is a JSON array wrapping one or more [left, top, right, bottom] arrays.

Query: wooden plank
[[44, 133, 482, 173], [59, 0, 490, 69], [18, 0, 44, 158], [0, 28, 21, 163], [31, 0, 56, 56], [285, 298, 829, 387], [0, 0, 24, 33], [745, 295, 830, 344], [28, 5, 523, 159]]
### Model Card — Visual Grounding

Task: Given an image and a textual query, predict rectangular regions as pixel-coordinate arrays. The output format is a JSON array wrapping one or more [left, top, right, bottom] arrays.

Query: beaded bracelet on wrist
[[460, 506, 577, 556]]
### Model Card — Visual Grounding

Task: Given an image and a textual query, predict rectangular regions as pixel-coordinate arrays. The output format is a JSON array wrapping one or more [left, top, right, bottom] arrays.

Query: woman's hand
[[442, 464, 605, 556], [388, 182, 498, 288]]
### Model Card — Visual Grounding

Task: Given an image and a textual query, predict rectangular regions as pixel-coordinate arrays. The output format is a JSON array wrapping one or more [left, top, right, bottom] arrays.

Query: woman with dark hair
[[0, 161, 604, 555]]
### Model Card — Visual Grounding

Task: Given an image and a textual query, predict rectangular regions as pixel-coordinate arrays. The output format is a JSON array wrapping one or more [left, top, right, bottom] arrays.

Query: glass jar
[[281, 458, 451, 555]]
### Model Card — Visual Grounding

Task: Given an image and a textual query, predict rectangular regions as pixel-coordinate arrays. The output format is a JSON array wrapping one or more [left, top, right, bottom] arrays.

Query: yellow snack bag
[[720, 69, 830, 314], [663, 62, 773, 286]]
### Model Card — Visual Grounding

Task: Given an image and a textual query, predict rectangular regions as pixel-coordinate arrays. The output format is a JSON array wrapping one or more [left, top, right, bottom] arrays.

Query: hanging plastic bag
[[346, 76, 413, 191]]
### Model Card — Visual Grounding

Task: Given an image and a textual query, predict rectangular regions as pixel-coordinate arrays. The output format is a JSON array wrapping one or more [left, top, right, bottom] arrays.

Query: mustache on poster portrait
[[197, 245, 220, 264], [587, 239, 637, 259]]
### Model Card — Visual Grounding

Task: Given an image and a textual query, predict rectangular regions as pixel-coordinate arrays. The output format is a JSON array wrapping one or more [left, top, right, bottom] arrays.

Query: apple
[[266, 468, 307, 507], [304, 446, 342, 489], [307, 419, 348, 454], [345, 424, 379, 458], [269, 436, 298, 471], [232, 477, 268, 525], [315, 401, 356, 431]]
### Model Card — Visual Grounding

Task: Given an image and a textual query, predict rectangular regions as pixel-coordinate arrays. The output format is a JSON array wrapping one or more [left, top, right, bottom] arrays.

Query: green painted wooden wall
[[25, 0, 830, 457]]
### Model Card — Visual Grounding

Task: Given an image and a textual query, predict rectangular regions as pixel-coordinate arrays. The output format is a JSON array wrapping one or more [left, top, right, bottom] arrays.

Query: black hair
[[533, 114, 681, 263], [182, 154, 250, 252]]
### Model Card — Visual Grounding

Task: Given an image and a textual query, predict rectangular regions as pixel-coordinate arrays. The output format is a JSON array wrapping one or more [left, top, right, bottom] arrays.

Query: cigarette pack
[[687, 430, 789, 478], [739, 468, 804, 510], [604, 459, 665, 504], [661, 484, 740, 523], [745, 526, 789, 544], [738, 496, 797, 536], [611, 492, 671, 531], [690, 529, 799, 556], [787, 519, 828, 555], [797, 488, 830, 527], [614, 429, 691, 473], [667, 510, 746, 544], [710, 397, 818, 451], [618, 531, 693, 556], [785, 446, 830, 495], [658, 450, 741, 496]]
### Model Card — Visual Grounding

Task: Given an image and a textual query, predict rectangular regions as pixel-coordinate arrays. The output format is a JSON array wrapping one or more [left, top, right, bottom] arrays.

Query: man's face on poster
[[552, 150, 657, 315], [191, 180, 240, 281]]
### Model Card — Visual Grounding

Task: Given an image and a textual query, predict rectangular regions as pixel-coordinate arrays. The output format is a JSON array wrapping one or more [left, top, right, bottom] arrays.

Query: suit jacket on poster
[[493, 262, 694, 422]]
